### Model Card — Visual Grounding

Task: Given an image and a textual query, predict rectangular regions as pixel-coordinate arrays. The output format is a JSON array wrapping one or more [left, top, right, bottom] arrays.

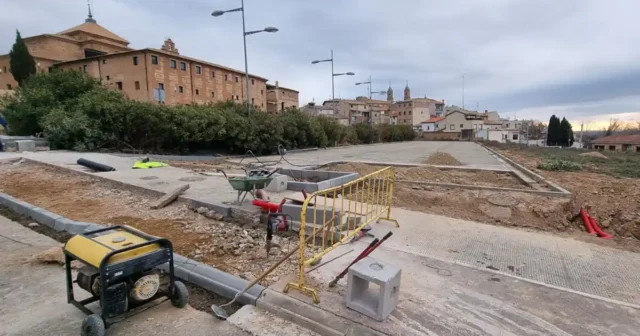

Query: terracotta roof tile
[[421, 116, 444, 123], [58, 22, 129, 44], [592, 134, 640, 145]]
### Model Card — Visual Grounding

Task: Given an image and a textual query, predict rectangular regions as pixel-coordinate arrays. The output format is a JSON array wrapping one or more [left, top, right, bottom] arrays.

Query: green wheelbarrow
[[217, 169, 275, 205]]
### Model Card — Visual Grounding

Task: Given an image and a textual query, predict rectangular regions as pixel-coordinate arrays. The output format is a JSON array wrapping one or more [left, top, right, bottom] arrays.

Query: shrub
[[537, 160, 582, 172]]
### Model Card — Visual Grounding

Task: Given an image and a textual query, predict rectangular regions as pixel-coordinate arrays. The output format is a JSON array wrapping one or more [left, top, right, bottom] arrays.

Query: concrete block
[[281, 203, 341, 228], [346, 257, 401, 321], [26, 207, 62, 228], [15, 140, 36, 152], [265, 174, 289, 192], [0, 193, 35, 216]]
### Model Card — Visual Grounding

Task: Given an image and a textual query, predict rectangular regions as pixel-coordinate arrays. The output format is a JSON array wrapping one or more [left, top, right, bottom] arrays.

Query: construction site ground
[[0, 214, 319, 336], [1, 141, 639, 335]]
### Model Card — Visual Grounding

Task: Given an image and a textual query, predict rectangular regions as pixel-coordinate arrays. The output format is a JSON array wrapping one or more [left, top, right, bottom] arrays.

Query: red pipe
[[589, 216, 613, 239], [252, 199, 280, 212], [580, 208, 595, 235]]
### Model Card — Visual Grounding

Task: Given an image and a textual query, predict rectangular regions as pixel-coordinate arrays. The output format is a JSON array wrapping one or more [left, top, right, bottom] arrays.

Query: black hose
[[77, 158, 116, 172]]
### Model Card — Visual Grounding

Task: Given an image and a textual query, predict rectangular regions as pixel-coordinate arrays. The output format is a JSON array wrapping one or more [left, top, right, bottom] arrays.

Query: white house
[[420, 116, 444, 132]]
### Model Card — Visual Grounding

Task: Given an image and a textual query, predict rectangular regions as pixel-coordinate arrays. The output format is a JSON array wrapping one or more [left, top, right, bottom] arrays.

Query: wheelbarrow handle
[[216, 169, 228, 179]]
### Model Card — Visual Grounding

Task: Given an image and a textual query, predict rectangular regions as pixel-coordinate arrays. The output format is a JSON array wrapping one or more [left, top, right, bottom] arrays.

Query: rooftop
[[58, 20, 129, 45], [421, 116, 444, 123], [592, 133, 640, 145]]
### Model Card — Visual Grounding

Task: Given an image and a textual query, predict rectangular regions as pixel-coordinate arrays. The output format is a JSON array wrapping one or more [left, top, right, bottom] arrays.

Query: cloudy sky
[[1, 0, 639, 128]]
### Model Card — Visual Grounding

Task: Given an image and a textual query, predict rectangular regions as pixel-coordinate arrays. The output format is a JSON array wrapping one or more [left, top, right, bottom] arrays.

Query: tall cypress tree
[[559, 117, 570, 147], [9, 30, 36, 85], [547, 115, 561, 146]]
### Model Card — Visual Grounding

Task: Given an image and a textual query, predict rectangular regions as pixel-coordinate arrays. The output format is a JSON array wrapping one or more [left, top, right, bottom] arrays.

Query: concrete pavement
[[274, 229, 640, 335]]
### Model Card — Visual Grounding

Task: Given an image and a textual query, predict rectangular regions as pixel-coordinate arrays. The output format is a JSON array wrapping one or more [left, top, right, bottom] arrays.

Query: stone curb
[[397, 179, 571, 198], [0, 191, 265, 306]]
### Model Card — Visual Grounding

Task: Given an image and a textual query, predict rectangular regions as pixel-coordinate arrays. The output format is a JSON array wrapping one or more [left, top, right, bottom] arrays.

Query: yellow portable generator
[[63, 225, 189, 336]]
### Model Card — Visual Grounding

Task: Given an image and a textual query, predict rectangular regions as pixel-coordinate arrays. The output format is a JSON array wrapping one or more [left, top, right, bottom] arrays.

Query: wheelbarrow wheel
[[81, 314, 105, 336], [171, 281, 189, 308]]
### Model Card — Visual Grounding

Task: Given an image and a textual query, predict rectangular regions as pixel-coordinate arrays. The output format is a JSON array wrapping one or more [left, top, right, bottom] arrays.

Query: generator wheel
[[171, 281, 189, 308], [81, 314, 105, 336]]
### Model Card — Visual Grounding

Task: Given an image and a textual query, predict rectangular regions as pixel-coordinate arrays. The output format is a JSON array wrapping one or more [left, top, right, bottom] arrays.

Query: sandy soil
[[423, 152, 462, 165], [497, 148, 640, 244], [0, 160, 299, 286], [324, 162, 530, 190], [167, 160, 247, 175], [323, 162, 639, 252]]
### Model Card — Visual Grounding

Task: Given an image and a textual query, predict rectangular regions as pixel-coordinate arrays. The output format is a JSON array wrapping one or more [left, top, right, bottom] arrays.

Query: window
[[83, 65, 87, 73], [116, 82, 123, 90], [609, 145, 616, 151], [211, 91, 215, 97], [235, 95, 239, 100], [102, 59, 106, 64], [512, 134, 519, 140], [178, 86, 184, 93], [450, 124, 455, 130], [281, 102, 285, 110], [158, 83, 164, 90], [460, 124, 463, 128], [2, 66, 6, 72], [235, 77, 239, 83], [6, 84, 12, 90], [195, 65, 201, 74], [474, 124, 478, 130], [260, 89, 264, 95], [252, 98, 255, 105], [106, 75, 110, 80], [180, 62, 186, 71], [135, 81, 140, 90], [211, 70, 215, 78], [195, 89, 199, 95], [251, 79, 255, 85], [409, 111, 412, 115], [506, 123, 510, 128], [133, 56, 138, 65], [170, 60, 177, 69], [151, 55, 158, 64]]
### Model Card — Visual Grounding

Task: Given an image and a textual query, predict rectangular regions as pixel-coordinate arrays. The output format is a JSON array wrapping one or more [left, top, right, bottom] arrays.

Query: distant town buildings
[[0, 12, 298, 110], [590, 134, 640, 152], [266, 81, 299, 114]]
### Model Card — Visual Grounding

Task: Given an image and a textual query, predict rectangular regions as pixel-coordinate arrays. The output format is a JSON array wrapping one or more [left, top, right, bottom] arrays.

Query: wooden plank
[[150, 184, 190, 209]]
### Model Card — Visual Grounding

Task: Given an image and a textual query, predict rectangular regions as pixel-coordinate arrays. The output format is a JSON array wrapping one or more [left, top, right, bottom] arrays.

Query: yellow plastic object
[[132, 161, 168, 169], [64, 227, 161, 268]]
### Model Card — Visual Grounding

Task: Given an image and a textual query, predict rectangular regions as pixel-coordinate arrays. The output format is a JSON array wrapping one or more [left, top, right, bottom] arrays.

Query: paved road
[[234, 141, 508, 170], [288, 220, 640, 336], [0, 215, 249, 336]]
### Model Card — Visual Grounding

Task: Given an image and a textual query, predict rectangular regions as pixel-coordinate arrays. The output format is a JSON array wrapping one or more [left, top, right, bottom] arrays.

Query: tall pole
[[462, 73, 465, 110], [579, 122, 584, 148], [240, 0, 250, 112], [330, 49, 335, 100]]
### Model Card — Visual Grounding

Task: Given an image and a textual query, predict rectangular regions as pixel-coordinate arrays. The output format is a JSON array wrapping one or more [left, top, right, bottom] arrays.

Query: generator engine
[[265, 212, 293, 254]]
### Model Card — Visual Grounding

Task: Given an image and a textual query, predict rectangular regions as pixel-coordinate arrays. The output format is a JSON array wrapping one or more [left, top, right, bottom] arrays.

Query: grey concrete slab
[[231, 141, 510, 170], [272, 235, 640, 336]]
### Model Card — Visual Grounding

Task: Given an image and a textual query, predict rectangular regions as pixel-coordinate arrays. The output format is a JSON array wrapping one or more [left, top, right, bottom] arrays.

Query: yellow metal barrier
[[283, 166, 398, 303]]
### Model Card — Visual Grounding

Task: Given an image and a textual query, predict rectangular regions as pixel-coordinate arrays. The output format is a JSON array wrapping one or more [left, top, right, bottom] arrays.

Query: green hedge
[[1, 71, 416, 154]]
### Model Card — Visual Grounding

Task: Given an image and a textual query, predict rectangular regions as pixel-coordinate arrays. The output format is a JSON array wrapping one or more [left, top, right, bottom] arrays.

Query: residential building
[[266, 81, 299, 114], [321, 97, 391, 125], [590, 134, 640, 152], [389, 83, 445, 129], [0, 12, 290, 110], [420, 116, 444, 132]]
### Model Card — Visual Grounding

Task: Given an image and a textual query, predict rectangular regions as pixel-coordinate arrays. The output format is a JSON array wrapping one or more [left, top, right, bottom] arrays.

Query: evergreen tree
[[559, 117, 569, 146], [547, 115, 561, 146], [9, 30, 36, 85]]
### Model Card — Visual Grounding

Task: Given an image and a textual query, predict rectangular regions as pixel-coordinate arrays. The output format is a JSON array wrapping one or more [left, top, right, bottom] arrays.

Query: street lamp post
[[212, 0, 278, 113], [312, 50, 354, 101]]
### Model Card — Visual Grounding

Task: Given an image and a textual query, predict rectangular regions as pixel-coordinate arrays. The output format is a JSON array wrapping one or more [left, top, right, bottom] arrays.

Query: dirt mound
[[424, 152, 462, 166], [579, 152, 608, 159]]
